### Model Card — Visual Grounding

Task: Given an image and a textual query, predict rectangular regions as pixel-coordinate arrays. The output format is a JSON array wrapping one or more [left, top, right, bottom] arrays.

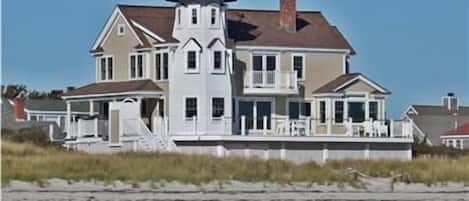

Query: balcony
[[243, 70, 299, 95]]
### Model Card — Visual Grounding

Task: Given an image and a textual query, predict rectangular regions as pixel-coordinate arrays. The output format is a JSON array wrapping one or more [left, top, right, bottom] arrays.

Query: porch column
[[89, 100, 94, 116], [365, 94, 370, 121], [326, 99, 332, 135], [381, 99, 386, 122], [65, 101, 71, 139]]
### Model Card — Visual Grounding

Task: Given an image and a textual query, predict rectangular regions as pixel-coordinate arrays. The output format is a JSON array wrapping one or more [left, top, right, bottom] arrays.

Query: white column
[[322, 143, 328, 164], [364, 143, 370, 160], [326, 99, 332, 135], [280, 142, 286, 160], [65, 101, 71, 139], [89, 100, 94, 116], [241, 115, 246, 136], [365, 95, 370, 121]]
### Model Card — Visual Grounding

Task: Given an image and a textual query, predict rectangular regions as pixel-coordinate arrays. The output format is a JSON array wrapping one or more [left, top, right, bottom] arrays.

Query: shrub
[[2, 127, 52, 146], [413, 143, 469, 158]]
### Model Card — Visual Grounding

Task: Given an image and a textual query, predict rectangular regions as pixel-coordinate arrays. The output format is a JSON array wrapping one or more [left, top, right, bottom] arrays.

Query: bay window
[[348, 102, 365, 123], [319, 101, 326, 124], [369, 101, 378, 121], [334, 101, 344, 123]]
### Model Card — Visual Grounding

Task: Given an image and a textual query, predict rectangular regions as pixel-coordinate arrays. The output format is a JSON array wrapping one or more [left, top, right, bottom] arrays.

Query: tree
[[1, 85, 27, 99]]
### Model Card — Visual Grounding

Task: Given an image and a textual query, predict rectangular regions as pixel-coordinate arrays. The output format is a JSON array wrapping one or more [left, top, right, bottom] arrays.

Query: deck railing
[[243, 70, 298, 94]]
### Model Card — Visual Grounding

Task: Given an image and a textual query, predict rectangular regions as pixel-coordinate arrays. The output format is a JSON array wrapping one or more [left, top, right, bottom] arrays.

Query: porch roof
[[62, 80, 163, 100], [312, 73, 390, 95]]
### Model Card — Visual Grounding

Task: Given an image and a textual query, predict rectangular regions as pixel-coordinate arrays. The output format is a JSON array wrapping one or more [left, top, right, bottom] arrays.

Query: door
[[239, 101, 254, 130], [256, 101, 272, 130]]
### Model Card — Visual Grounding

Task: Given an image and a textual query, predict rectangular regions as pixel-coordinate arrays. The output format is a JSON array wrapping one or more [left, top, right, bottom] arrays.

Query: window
[[130, 53, 145, 79], [348, 102, 365, 123], [177, 9, 181, 25], [191, 8, 198, 25], [369, 101, 378, 121], [334, 101, 344, 123], [185, 97, 197, 119], [155, 52, 169, 80], [293, 55, 304, 80], [211, 8, 217, 25], [97, 55, 113, 81], [288, 101, 311, 119], [213, 51, 222, 71], [252, 54, 277, 71], [117, 24, 125, 36], [212, 98, 224, 118], [319, 101, 326, 124], [186, 51, 197, 71]]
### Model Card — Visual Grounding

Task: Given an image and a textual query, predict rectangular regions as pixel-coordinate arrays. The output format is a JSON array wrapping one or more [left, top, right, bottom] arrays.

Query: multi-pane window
[[155, 52, 169, 80], [187, 51, 197, 70], [369, 101, 378, 121], [130, 53, 145, 79], [293, 55, 304, 79], [191, 8, 198, 25], [212, 98, 224, 118], [185, 97, 197, 119], [334, 101, 344, 123], [211, 8, 217, 25], [213, 51, 222, 71], [319, 101, 326, 124], [98, 56, 113, 81]]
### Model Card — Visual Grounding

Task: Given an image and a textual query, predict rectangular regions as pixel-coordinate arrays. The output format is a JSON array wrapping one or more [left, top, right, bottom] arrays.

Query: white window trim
[[154, 50, 169, 81], [96, 55, 114, 82], [129, 52, 148, 80], [185, 50, 200, 74], [332, 99, 345, 125], [210, 97, 225, 121], [209, 7, 220, 28], [188, 5, 200, 28], [317, 99, 327, 125], [183, 96, 199, 121], [210, 50, 225, 74], [250, 52, 280, 72], [291, 53, 306, 81], [117, 23, 126, 36]]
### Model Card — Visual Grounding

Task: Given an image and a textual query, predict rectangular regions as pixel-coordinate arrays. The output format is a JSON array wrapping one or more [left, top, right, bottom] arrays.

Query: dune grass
[[2, 140, 469, 185]]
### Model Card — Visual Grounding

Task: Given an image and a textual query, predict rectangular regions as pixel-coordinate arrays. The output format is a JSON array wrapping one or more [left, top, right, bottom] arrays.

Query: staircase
[[124, 118, 177, 152]]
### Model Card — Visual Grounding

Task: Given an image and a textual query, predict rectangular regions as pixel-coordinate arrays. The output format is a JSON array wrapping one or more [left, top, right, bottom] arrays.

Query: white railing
[[68, 118, 99, 139], [244, 70, 298, 93]]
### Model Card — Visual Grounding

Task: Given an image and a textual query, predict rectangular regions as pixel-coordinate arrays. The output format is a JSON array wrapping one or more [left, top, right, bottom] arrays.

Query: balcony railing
[[243, 70, 298, 94]]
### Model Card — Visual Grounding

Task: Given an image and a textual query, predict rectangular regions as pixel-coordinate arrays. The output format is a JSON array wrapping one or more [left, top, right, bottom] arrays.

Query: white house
[[62, 0, 413, 162]]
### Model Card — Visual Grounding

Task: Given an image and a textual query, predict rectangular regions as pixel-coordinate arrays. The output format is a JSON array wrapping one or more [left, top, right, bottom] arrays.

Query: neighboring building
[[441, 122, 469, 150], [62, 0, 413, 162], [404, 93, 469, 146]]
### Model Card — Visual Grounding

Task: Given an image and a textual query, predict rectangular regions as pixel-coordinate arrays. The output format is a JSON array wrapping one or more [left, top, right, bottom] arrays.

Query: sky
[[2, 0, 468, 118]]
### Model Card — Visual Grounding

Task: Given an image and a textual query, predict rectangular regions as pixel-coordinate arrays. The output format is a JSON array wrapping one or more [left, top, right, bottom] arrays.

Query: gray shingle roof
[[25, 99, 90, 113]]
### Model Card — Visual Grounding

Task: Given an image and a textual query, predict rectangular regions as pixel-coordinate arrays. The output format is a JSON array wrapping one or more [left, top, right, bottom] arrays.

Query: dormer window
[[191, 8, 198, 25], [211, 8, 217, 25], [117, 24, 125, 36]]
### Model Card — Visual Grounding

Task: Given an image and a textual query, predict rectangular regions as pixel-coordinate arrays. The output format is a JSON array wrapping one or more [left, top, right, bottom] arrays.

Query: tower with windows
[[167, 0, 236, 135]]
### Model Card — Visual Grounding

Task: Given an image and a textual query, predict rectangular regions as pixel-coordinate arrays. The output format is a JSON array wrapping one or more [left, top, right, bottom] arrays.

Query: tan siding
[[100, 16, 141, 81], [303, 53, 344, 99]]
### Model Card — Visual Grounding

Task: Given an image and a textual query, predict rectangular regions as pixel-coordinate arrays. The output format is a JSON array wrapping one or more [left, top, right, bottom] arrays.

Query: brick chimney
[[279, 0, 297, 33], [13, 98, 26, 121]]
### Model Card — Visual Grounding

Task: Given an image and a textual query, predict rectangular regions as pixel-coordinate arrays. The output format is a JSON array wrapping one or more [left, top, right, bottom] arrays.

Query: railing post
[[165, 117, 169, 134], [241, 115, 246, 136], [49, 124, 54, 142], [286, 117, 290, 136], [94, 118, 98, 138], [390, 119, 394, 138], [263, 116, 268, 135], [305, 117, 311, 136], [77, 119, 81, 138], [193, 116, 197, 135]]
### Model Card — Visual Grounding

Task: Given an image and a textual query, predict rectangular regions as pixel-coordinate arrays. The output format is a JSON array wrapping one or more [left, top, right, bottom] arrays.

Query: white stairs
[[133, 119, 177, 152]]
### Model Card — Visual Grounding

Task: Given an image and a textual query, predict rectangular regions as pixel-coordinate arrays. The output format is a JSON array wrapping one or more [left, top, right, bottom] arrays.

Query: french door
[[252, 55, 277, 87], [238, 100, 272, 133]]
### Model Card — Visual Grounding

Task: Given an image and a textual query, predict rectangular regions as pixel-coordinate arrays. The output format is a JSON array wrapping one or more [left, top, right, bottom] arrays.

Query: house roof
[[312, 73, 390, 94], [24, 99, 90, 113], [443, 122, 469, 136], [410, 105, 469, 116], [94, 5, 354, 53], [62, 80, 163, 98]]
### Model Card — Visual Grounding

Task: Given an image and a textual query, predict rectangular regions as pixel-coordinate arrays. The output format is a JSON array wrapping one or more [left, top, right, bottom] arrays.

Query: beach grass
[[2, 140, 469, 185]]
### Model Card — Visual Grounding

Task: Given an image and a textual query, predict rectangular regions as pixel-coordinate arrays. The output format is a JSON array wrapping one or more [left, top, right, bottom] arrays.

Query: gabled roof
[[24, 99, 89, 113], [92, 5, 354, 53], [443, 122, 469, 136], [313, 73, 390, 94], [62, 80, 163, 98]]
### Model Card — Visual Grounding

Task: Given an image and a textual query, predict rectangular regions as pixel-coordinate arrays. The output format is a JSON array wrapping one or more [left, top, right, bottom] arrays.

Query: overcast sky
[[2, 0, 468, 118]]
